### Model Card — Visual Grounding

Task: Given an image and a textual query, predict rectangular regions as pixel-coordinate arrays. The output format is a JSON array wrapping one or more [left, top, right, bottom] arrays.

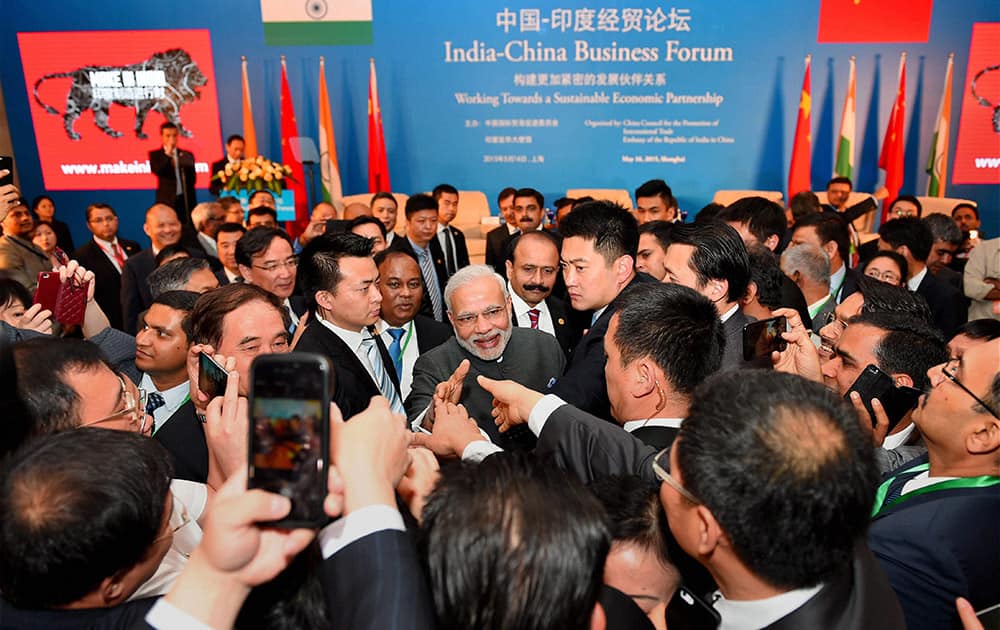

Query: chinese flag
[[368, 58, 391, 193], [788, 56, 812, 198], [280, 58, 308, 235], [817, 0, 932, 43], [879, 53, 906, 222]]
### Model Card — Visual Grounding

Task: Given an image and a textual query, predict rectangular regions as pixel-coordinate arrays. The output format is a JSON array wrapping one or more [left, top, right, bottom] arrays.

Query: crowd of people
[[0, 142, 997, 630]]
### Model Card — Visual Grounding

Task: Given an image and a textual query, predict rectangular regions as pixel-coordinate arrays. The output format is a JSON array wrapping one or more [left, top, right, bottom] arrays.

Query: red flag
[[280, 57, 308, 235], [817, 0, 932, 43], [368, 58, 391, 193], [879, 53, 907, 223], [788, 56, 812, 199]]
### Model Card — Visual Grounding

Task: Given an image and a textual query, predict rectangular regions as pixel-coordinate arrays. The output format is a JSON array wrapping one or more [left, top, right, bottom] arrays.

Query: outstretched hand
[[434, 359, 470, 409], [411, 401, 485, 459], [477, 375, 544, 433]]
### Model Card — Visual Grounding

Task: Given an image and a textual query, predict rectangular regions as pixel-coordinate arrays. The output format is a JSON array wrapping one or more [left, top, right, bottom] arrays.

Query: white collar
[[437, 223, 449, 234], [623, 418, 683, 432], [505, 222, 518, 235], [377, 318, 413, 336], [317, 313, 368, 353], [830, 263, 847, 291], [94, 235, 120, 249], [720, 303, 739, 323], [881, 422, 917, 450], [223, 267, 241, 282], [591, 304, 610, 325], [715, 583, 824, 630], [139, 374, 189, 413], [907, 266, 928, 292], [507, 281, 547, 314], [807, 294, 833, 318]]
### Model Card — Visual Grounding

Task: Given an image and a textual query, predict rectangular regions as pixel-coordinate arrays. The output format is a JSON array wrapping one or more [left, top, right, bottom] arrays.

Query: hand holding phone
[[0, 156, 13, 187], [248, 353, 332, 528], [199, 352, 230, 400], [845, 364, 920, 434], [743, 315, 788, 362]]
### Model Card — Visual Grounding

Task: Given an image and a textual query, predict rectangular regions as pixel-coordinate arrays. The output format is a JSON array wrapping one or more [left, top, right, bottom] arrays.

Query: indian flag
[[318, 57, 342, 204], [261, 0, 372, 46], [834, 56, 856, 180], [926, 54, 954, 197]]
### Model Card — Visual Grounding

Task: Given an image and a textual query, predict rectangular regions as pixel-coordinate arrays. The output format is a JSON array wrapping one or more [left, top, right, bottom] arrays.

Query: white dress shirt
[[223, 267, 242, 283], [714, 584, 824, 630], [622, 418, 684, 433], [94, 236, 125, 273], [130, 480, 206, 601], [316, 314, 378, 386], [719, 303, 739, 323], [508, 283, 556, 336], [378, 318, 418, 399], [282, 297, 301, 330], [141, 375, 190, 432], [830, 263, 847, 301], [907, 266, 928, 292], [881, 422, 917, 451]]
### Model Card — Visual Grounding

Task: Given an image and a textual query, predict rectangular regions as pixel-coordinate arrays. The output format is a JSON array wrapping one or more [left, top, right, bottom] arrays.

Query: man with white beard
[[404, 265, 565, 452]]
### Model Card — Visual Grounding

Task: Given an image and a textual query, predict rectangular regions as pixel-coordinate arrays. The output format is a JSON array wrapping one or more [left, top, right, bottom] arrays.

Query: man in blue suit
[[868, 338, 1000, 629]]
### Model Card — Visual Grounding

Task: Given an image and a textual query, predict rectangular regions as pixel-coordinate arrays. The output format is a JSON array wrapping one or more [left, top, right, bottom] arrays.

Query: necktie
[[387, 327, 406, 378], [111, 242, 127, 270], [146, 392, 166, 416], [172, 150, 183, 195], [443, 230, 457, 275], [360, 335, 404, 414], [285, 304, 297, 334], [527, 308, 540, 329], [418, 248, 445, 320]]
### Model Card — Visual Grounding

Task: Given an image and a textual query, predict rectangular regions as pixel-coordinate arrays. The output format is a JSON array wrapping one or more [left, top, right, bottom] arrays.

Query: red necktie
[[112, 242, 126, 269], [528, 308, 540, 329]]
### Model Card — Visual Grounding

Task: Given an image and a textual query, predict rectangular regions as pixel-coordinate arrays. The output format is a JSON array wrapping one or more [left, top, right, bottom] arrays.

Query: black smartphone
[[198, 352, 229, 399], [742, 315, 788, 361], [665, 585, 720, 629], [845, 364, 913, 432], [248, 353, 332, 528], [0, 155, 13, 187]]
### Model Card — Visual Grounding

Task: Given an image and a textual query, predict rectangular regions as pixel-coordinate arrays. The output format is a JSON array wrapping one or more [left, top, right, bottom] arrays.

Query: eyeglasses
[[652, 447, 700, 504], [864, 269, 901, 284], [253, 256, 298, 273], [452, 305, 507, 328], [823, 311, 849, 332], [891, 209, 918, 218], [78, 376, 151, 434], [941, 360, 1000, 420]]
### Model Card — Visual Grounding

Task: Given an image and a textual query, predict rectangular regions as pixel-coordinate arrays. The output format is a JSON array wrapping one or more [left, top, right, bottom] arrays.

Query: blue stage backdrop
[[2, 1, 997, 245]]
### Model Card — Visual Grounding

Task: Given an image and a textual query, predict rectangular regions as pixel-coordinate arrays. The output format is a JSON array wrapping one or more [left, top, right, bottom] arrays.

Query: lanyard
[[400, 320, 415, 356], [871, 462, 1000, 519], [808, 296, 831, 319]]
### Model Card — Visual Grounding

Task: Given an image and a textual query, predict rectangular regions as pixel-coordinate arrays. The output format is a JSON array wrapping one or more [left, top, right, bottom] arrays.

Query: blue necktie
[[418, 248, 445, 320], [387, 327, 406, 379], [361, 335, 404, 415], [145, 392, 165, 416]]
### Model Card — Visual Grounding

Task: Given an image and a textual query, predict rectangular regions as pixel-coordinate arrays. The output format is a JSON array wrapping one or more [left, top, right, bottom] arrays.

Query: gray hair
[[443, 264, 508, 313], [190, 202, 221, 232], [922, 214, 962, 246], [781, 243, 830, 288], [148, 257, 211, 299]]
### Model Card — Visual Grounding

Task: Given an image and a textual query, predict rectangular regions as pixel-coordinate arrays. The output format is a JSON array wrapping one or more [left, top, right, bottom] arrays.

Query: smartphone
[[198, 352, 229, 399], [742, 315, 788, 361], [248, 353, 332, 528], [53, 277, 89, 326], [969, 229, 979, 241], [0, 156, 12, 187], [32, 272, 61, 313], [665, 585, 720, 629], [845, 364, 917, 433]]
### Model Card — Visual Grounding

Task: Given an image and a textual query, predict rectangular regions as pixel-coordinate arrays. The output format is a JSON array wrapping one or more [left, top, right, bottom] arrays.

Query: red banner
[[952, 23, 1000, 186], [18, 30, 222, 191], [817, 0, 933, 43]]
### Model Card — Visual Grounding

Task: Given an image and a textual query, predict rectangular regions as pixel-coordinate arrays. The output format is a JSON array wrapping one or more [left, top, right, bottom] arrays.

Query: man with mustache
[[375, 250, 452, 399], [404, 265, 564, 452], [505, 231, 582, 357]]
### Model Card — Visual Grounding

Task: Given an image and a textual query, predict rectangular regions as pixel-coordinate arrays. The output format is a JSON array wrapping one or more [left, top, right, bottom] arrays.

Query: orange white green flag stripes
[[318, 56, 342, 204], [834, 56, 856, 180], [926, 54, 954, 197]]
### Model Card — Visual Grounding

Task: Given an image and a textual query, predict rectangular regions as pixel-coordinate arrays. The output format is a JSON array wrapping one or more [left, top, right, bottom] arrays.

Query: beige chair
[[455, 190, 490, 264], [915, 196, 976, 218], [815, 191, 878, 235], [566, 188, 633, 209], [339, 192, 409, 219], [712, 190, 783, 207]]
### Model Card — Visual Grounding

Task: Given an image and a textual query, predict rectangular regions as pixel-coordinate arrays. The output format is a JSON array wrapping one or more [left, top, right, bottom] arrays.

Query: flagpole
[[926, 53, 954, 197]]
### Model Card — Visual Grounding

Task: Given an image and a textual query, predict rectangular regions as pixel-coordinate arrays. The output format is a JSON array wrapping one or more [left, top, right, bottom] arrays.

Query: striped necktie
[[418, 248, 445, 320], [360, 335, 404, 414], [528, 308, 540, 329]]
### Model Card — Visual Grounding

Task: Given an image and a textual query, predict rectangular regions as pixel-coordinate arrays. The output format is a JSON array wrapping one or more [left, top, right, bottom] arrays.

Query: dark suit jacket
[[295, 321, 400, 421], [439, 224, 470, 276], [780, 273, 813, 329], [630, 425, 680, 450], [0, 595, 157, 630], [320, 528, 436, 630], [209, 157, 231, 196], [838, 264, 861, 303], [387, 236, 449, 320], [406, 327, 565, 451], [721, 308, 757, 371], [484, 225, 513, 277], [510, 294, 583, 357], [73, 238, 141, 331], [153, 400, 208, 483], [549, 273, 654, 421], [149, 147, 197, 221], [412, 314, 453, 353], [915, 270, 965, 337], [868, 455, 1000, 630], [765, 543, 905, 630], [120, 248, 156, 335], [49, 218, 75, 253]]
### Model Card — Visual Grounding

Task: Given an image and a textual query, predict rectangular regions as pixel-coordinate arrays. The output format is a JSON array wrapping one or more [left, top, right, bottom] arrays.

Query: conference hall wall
[[2, 1, 997, 244]]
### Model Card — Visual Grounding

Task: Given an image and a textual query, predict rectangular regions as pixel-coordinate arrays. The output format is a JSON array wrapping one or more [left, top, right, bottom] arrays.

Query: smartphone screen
[[0, 156, 13, 187], [742, 315, 788, 361], [198, 352, 229, 399], [248, 353, 332, 528]]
